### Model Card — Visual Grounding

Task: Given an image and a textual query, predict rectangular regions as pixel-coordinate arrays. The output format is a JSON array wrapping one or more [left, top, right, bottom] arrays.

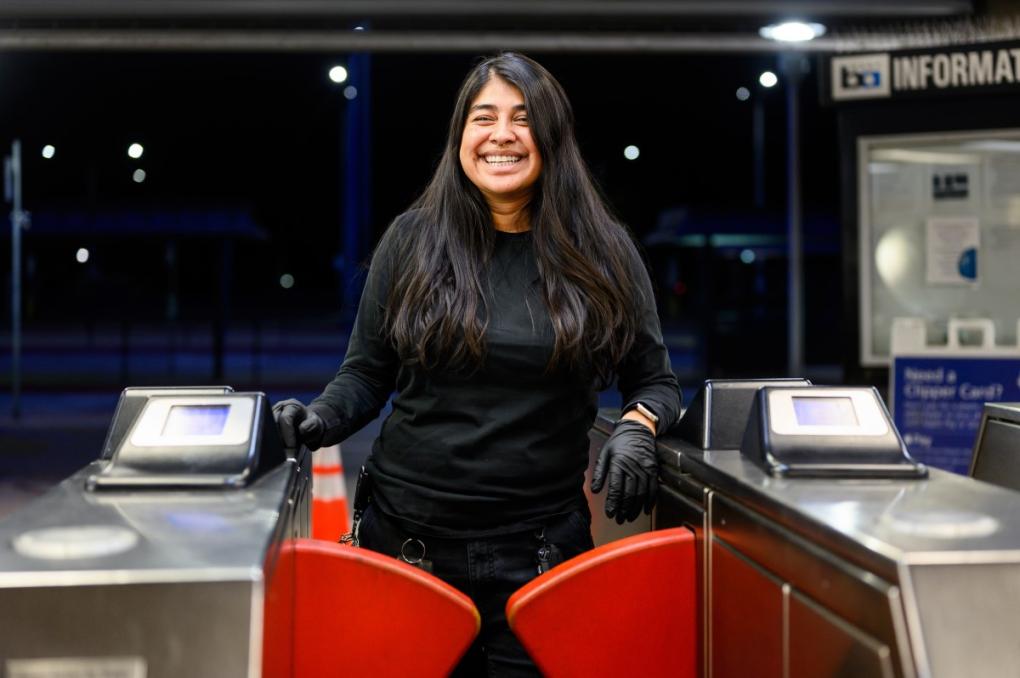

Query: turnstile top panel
[[671, 436, 1020, 572], [0, 459, 298, 586], [596, 411, 1020, 576]]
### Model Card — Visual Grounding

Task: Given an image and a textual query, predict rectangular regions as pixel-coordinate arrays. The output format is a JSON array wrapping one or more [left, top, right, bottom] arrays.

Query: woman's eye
[[515, 117, 529, 124]]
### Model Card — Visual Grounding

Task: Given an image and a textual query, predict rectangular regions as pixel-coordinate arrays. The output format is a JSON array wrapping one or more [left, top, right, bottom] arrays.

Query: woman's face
[[459, 75, 543, 205]]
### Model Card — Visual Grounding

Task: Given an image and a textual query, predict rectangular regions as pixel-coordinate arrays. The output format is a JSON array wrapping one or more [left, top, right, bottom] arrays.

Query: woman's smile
[[459, 75, 543, 204], [481, 153, 523, 168]]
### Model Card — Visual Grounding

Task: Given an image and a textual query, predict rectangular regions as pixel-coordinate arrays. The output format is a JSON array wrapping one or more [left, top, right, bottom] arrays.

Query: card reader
[[740, 386, 927, 478], [86, 386, 286, 490]]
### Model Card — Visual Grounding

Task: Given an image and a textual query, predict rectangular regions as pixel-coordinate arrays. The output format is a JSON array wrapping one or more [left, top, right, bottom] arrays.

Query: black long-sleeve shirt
[[311, 215, 681, 536]]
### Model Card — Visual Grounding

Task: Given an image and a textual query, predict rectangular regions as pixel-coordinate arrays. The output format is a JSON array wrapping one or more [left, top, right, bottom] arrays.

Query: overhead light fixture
[[329, 65, 348, 84], [759, 21, 826, 43]]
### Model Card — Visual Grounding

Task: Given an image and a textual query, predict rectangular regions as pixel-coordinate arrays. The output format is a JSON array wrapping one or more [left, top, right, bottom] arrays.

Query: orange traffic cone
[[312, 444, 351, 542]]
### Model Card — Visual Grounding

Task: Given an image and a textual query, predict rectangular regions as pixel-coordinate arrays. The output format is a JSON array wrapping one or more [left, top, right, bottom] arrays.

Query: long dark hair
[[385, 52, 645, 385]]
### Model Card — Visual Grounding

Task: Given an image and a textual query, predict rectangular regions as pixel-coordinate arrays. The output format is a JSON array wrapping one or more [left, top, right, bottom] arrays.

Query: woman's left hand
[[590, 419, 658, 524]]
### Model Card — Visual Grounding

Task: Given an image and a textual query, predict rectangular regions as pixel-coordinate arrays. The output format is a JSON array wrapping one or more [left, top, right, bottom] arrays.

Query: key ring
[[400, 538, 427, 565]]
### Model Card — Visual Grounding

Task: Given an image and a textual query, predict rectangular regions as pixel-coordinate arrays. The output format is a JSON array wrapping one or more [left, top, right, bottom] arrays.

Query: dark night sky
[[0, 48, 841, 364]]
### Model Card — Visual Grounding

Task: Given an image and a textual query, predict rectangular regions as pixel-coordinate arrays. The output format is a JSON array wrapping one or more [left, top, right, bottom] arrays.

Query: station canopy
[[0, 0, 982, 54]]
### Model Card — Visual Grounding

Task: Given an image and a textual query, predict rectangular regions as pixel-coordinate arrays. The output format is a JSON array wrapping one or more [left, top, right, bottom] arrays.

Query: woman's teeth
[[484, 155, 521, 167]]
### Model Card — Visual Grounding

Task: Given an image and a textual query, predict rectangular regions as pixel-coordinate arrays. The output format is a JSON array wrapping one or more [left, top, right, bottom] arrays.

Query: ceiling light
[[760, 21, 826, 43], [329, 66, 348, 84]]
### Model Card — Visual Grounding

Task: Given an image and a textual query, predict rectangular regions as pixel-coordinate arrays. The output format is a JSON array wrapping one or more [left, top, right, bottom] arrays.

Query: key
[[537, 543, 564, 574], [537, 545, 551, 574]]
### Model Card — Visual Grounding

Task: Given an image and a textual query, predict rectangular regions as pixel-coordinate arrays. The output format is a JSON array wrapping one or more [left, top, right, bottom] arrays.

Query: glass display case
[[858, 128, 1020, 365]]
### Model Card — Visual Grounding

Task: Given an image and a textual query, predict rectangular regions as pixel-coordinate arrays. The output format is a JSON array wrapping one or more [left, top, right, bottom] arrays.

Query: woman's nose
[[490, 120, 516, 144]]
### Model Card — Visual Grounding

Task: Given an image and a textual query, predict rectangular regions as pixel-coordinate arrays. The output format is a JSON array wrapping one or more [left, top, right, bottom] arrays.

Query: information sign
[[891, 356, 1020, 473]]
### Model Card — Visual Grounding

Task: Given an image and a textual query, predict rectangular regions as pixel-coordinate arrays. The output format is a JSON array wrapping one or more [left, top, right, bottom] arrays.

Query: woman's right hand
[[272, 399, 328, 451]]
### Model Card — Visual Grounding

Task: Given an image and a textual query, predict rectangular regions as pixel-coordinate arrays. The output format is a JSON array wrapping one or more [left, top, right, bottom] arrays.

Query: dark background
[[0, 0, 1010, 514], [0, 48, 841, 393]]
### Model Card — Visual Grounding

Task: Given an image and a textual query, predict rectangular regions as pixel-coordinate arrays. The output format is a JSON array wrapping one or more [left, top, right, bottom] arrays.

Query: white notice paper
[[925, 216, 980, 285]]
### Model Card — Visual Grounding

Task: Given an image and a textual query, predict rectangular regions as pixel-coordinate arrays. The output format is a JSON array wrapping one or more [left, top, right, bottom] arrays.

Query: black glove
[[272, 399, 330, 451], [590, 419, 658, 524]]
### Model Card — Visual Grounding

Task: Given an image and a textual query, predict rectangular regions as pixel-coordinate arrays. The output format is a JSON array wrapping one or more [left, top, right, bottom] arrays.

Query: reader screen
[[162, 405, 230, 436], [793, 397, 859, 427]]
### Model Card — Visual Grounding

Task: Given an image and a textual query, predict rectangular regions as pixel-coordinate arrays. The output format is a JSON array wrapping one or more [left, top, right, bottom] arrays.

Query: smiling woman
[[273, 52, 681, 676], [458, 76, 543, 230]]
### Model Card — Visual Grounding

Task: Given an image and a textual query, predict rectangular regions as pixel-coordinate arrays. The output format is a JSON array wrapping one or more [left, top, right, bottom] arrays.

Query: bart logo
[[832, 53, 891, 100]]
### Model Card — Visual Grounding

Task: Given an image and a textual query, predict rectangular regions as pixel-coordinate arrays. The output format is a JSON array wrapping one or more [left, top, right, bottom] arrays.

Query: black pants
[[357, 504, 595, 677]]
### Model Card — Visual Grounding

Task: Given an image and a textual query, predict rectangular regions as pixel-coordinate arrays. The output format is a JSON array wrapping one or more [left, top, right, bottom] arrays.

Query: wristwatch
[[624, 402, 659, 426]]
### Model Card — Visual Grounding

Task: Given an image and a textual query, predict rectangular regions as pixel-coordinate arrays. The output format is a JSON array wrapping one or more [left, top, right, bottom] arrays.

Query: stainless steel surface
[[7, 657, 146, 678], [907, 562, 1020, 678], [979, 401, 1020, 424], [789, 590, 895, 678], [667, 439, 1020, 579], [0, 461, 298, 584], [969, 418, 1020, 490], [969, 402, 1020, 487], [710, 492, 913, 677], [654, 483, 707, 676], [710, 538, 785, 678], [0, 446, 310, 678], [1, 580, 254, 677], [622, 400, 1020, 678]]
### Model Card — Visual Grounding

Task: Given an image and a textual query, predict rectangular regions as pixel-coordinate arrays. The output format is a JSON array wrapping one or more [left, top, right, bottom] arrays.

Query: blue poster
[[891, 356, 1020, 474]]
